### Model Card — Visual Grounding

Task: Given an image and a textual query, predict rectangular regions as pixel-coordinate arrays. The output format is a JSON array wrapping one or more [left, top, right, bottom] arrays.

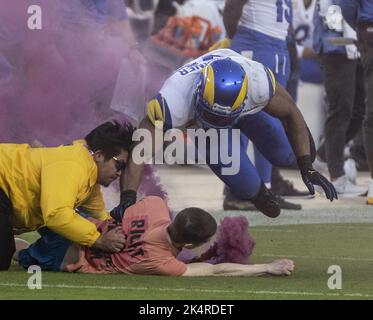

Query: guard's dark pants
[[0, 188, 15, 270], [319, 54, 366, 179], [358, 26, 373, 177]]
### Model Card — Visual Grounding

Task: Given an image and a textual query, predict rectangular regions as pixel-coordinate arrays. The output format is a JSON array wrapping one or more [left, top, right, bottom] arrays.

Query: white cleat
[[314, 157, 358, 185], [332, 175, 367, 197], [343, 158, 357, 185]]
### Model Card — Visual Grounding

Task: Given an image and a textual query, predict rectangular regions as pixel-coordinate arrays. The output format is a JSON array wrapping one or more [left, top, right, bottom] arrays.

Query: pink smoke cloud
[[0, 0, 132, 145], [177, 215, 256, 265]]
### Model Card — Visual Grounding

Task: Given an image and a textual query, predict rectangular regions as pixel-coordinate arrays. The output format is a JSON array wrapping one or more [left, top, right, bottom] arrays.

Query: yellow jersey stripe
[[202, 65, 215, 108], [231, 74, 248, 111]]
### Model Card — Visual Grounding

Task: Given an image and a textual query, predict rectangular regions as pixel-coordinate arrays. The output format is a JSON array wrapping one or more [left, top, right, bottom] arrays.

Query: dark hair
[[169, 207, 217, 245], [85, 120, 135, 160]]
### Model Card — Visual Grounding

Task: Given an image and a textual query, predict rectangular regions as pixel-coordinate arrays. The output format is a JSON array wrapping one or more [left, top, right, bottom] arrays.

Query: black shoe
[[273, 194, 302, 210], [271, 178, 312, 198]]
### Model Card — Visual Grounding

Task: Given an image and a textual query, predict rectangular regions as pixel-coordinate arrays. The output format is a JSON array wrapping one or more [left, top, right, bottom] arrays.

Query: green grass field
[[1, 223, 373, 300]]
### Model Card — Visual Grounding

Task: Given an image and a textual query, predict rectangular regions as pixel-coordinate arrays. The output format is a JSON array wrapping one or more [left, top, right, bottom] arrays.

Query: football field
[[1, 167, 373, 300], [1, 222, 373, 300]]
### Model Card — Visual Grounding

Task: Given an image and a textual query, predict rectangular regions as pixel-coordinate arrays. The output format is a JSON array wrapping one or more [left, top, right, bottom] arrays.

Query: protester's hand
[[93, 227, 126, 253], [110, 190, 137, 223], [267, 259, 294, 276], [297, 156, 338, 201]]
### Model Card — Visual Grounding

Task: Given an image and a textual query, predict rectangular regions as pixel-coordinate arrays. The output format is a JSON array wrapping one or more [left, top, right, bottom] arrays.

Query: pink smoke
[[177, 216, 256, 265], [0, 0, 133, 145], [0, 1, 170, 201]]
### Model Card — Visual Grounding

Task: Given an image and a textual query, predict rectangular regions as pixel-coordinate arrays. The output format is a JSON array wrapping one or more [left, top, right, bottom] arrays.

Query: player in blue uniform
[[109, 49, 337, 221]]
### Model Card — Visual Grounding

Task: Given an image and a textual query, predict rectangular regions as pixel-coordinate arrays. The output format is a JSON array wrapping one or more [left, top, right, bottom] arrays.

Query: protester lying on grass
[[14, 196, 294, 276]]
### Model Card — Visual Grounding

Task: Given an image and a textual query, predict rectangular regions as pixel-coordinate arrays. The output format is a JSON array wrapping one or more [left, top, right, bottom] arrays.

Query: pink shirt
[[65, 196, 187, 276]]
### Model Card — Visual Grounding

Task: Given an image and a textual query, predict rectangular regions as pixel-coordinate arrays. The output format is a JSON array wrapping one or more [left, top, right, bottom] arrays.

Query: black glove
[[110, 190, 137, 223], [297, 155, 338, 201]]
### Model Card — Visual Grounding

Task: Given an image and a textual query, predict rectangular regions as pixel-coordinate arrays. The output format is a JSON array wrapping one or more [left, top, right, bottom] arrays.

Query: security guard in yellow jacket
[[0, 121, 134, 270]]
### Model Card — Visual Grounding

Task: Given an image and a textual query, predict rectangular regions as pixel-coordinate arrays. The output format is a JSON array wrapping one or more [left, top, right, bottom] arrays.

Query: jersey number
[[276, 0, 292, 23]]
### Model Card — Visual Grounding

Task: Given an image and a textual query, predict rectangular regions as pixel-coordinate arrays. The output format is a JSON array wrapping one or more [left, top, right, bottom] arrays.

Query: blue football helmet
[[193, 57, 248, 129]]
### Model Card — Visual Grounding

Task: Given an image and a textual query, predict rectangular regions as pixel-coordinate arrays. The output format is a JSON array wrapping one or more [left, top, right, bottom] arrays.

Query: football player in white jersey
[[109, 49, 337, 221]]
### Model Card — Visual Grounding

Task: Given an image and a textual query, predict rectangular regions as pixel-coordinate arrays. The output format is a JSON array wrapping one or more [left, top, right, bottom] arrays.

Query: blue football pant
[[203, 111, 296, 200]]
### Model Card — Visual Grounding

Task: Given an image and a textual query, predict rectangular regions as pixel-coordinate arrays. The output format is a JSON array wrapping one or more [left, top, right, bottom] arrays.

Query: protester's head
[[168, 207, 217, 249], [85, 121, 134, 187]]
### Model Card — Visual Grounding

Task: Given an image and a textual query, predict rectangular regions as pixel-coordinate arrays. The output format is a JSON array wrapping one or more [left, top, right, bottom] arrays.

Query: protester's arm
[[182, 259, 294, 277], [223, 0, 247, 39]]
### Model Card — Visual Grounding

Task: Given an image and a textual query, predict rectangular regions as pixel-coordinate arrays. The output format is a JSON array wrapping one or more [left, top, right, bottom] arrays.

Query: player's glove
[[297, 155, 338, 201], [110, 190, 137, 223]]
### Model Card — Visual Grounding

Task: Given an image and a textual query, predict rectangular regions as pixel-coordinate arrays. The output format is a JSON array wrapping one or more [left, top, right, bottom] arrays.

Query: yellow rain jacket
[[0, 140, 110, 246]]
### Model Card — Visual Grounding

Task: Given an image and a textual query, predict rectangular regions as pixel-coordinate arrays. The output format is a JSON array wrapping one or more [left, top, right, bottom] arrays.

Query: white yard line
[[253, 229, 298, 233], [257, 253, 373, 262], [0, 282, 372, 298], [256, 225, 373, 231]]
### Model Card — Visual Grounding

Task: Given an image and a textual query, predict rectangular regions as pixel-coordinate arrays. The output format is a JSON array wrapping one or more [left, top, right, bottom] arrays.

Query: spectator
[[312, 0, 366, 196]]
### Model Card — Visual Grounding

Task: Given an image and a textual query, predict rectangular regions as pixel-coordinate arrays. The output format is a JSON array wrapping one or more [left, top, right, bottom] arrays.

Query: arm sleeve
[[79, 185, 110, 221], [146, 94, 173, 131], [248, 64, 277, 110], [40, 162, 101, 246]]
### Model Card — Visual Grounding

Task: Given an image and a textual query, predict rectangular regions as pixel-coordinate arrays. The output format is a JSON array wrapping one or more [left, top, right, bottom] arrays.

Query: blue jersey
[[338, 0, 373, 24], [357, 0, 373, 22], [313, 1, 346, 55]]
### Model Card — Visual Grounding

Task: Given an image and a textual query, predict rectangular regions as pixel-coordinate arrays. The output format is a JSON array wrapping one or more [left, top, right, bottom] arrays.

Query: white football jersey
[[292, 0, 317, 57], [146, 49, 276, 129], [239, 0, 292, 40]]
